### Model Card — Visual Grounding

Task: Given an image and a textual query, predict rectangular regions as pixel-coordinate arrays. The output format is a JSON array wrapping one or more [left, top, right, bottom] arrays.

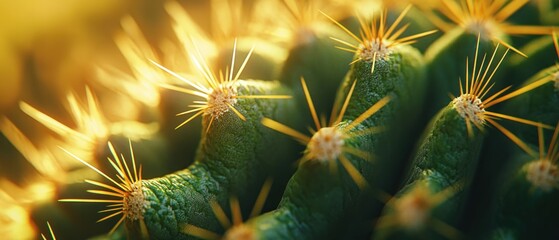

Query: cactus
[[0, 1, 558, 239]]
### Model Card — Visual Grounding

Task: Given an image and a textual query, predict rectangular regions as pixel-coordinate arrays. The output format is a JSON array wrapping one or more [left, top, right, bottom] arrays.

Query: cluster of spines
[[324, 5, 438, 72], [59, 140, 144, 234], [262, 78, 390, 189]]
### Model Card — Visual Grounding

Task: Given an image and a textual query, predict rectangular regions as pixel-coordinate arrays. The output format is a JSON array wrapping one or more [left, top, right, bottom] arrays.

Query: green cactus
[[1, 1, 559, 240]]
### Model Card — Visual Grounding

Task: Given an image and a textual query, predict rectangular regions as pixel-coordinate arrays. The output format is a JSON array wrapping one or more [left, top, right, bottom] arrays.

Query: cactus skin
[[343, 44, 428, 195], [405, 106, 483, 191], [132, 80, 299, 239]]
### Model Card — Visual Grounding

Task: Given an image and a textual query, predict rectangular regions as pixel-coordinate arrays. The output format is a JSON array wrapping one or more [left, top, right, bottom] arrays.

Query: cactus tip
[[308, 127, 345, 162], [525, 160, 559, 192], [452, 93, 486, 126]]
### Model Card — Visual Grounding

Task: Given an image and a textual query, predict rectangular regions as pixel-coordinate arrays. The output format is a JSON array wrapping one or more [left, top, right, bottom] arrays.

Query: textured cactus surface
[[1, 1, 559, 240]]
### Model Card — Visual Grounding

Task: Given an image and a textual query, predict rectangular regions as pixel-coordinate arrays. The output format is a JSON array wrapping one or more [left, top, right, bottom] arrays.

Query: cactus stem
[[451, 35, 549, 154], [323, 5, 437, 73]]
